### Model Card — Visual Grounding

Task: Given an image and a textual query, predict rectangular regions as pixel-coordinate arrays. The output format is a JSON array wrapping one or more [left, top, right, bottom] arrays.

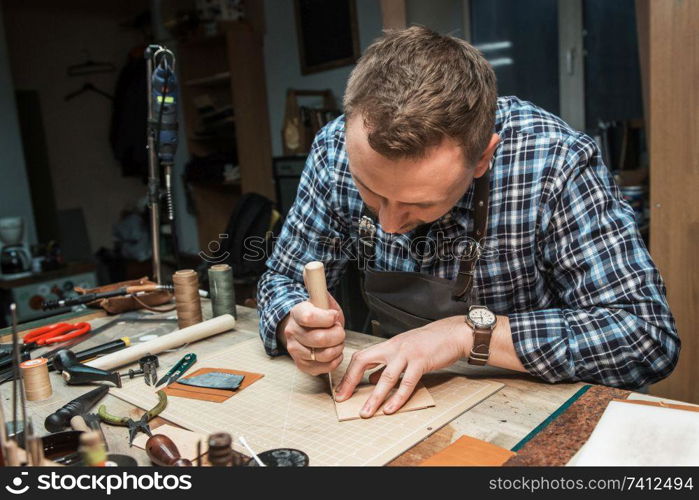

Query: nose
[[378, 200, 409, 233]]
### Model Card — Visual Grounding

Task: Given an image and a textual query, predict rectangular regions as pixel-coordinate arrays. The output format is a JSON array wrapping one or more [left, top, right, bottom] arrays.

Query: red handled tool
[[24, 322, 91, 346]]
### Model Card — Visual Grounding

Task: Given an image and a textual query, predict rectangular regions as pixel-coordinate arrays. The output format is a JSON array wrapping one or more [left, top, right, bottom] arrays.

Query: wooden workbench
[[1, 304, 585, 466]]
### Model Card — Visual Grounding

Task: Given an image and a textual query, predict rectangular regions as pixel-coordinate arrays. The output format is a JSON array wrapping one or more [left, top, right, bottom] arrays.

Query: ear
[[474, 134, 500, 178]]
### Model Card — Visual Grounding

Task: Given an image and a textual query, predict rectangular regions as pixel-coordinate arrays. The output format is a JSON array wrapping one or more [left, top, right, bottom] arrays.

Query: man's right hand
[[276, 294, 345, 376]]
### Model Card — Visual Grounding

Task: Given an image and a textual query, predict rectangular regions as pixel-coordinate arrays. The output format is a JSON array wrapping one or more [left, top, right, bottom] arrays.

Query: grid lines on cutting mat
[[109, 338, 503, 466]]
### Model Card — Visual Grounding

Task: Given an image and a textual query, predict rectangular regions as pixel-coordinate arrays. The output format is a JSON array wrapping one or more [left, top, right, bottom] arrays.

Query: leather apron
[[359, 169, 490, 338]]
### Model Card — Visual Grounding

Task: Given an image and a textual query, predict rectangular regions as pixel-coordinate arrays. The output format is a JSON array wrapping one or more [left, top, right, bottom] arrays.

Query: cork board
[[109, 338, 503, 466], [504, 385, 631, 466]]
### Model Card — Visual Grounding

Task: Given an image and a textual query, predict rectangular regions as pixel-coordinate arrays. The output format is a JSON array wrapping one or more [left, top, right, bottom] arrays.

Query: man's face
[[346, 116, 475, 234]]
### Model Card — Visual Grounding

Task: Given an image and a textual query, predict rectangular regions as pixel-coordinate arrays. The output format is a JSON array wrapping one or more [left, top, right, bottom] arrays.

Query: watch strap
[[468, 326, 493, 366]]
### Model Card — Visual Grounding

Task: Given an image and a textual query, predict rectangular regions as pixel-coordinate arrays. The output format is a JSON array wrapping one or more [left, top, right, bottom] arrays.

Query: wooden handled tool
[[303, 261, 330, 309], [42, 284, 207, 310], [70, 415, 90, 432], [45, 385, 109, 432], [146, 434, 192, 466], [303, 262, 336, 397], [71, 413, 109, 451], [86, 314, 235, 371]]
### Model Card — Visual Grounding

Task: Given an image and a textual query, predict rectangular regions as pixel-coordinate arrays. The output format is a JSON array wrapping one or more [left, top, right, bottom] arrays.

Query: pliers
[[97, 390, 168, 446], [1, 322, 92, 375], [23, 322, 91, 346]]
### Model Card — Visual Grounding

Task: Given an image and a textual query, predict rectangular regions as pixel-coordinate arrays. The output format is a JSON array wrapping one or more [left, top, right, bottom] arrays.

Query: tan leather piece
[[164, 367, 264, 403], [420, 435, 515, 466], [333, 381, 435, 422]]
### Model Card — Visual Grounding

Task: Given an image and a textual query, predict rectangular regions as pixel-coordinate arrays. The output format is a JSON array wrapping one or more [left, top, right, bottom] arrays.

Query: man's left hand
[[333, 316, 471, 418]]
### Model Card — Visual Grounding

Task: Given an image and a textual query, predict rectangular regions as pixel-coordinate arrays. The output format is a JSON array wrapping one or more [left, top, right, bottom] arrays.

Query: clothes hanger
[[64, 83, 114, 101], [67, 50, 116, 77]]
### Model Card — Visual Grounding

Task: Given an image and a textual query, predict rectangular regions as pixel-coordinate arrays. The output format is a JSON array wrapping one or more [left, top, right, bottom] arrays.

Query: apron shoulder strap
[[452, 168, 491, 300]]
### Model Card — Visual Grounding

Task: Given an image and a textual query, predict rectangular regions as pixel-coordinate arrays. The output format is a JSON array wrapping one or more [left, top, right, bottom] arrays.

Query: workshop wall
[[0, 5, 37, 245], [407, 0, 465, 38], [2, 1, 149, 253], [263, 0, 383, 156], [262, 0, 468, 157]]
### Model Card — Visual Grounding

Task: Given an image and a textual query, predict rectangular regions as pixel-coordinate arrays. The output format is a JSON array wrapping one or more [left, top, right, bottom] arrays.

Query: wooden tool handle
[[303, 261, 336, 395], [70, 415, 90, 432], [303, 262, 329, 309], [146, 434, 192, 466], [86, 314, 236, 371], [125, 284, 159, 293]]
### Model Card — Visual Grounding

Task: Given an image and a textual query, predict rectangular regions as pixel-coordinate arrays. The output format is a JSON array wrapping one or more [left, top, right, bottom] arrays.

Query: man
[[257, 27, 679, 418]]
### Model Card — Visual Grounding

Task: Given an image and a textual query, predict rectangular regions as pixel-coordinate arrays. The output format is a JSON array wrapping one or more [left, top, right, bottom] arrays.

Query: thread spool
[[208, 264, 237, 319], [173, 269, 203, 328], [208, 432, 235, 466], [20, 358, 52, 401]]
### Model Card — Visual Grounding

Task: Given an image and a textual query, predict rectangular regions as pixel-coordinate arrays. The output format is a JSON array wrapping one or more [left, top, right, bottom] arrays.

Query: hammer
[[44, 385, 109, 432]]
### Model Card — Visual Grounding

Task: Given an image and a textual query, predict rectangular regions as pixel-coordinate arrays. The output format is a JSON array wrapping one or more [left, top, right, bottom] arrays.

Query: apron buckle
[[461, 240, 482, 262], [452, 241, 482, 300], [359, 215, 376, 239], [358, 215, 377, 269]]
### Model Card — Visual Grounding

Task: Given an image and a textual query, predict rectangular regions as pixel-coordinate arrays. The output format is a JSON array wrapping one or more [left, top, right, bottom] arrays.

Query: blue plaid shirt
[[257, 96, 679, 389]]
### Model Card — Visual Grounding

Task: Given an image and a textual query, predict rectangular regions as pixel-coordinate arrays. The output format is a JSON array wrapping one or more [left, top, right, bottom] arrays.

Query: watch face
[[469, 307, 496, 327]]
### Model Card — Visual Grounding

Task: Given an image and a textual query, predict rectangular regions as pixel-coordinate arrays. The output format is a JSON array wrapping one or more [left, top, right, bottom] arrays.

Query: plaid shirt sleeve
[[256, 129, 349, 356], [508, 136, 680, 389]]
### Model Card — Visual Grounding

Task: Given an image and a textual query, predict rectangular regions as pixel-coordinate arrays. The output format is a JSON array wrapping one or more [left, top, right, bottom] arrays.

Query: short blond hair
[[344, 26, 497, 164]]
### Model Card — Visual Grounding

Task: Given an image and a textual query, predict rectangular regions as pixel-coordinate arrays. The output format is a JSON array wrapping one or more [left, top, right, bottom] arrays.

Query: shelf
[[180, 33, 226, 48], [179, 11, 275, 208], [188, 133, 235, 142], [190, 178, 241, 188]]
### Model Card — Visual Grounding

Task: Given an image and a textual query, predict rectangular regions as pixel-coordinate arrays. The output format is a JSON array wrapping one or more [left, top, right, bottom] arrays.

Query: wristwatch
[[465, 305, 497, 366]]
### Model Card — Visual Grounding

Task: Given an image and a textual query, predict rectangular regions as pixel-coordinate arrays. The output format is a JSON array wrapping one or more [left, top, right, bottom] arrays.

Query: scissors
[[23, 322, 92, 347], [155, 353, 197, 387]]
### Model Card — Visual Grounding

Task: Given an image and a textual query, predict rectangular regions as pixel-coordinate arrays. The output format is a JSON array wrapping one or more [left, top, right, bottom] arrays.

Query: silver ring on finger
[[310, 347, 316, 361]]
